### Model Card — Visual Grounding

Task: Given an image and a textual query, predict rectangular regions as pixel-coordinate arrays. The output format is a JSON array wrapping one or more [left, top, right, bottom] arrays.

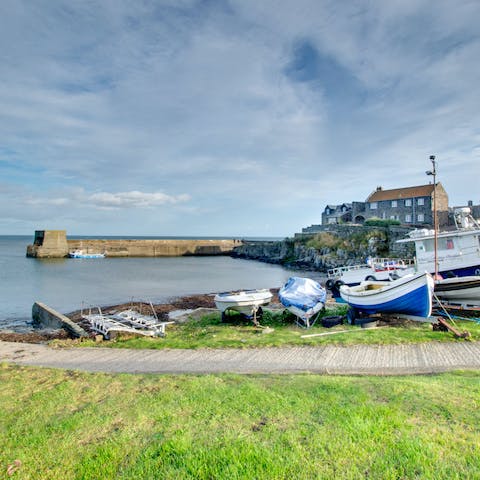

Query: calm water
[[0, 236, 323, 331]]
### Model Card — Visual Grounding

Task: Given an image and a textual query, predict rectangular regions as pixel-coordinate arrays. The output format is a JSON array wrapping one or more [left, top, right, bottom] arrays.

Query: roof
[[366, 183, 440, 202]]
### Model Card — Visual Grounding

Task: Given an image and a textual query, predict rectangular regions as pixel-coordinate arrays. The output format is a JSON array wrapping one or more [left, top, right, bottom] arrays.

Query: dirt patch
[[0, 330, 70, 344]]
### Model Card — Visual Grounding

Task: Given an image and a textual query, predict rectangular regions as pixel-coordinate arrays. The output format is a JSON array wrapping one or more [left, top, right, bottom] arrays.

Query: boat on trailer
[[279, 277, 327, 328], [214, 289, 273, 321], [339, 272, 434, 322]]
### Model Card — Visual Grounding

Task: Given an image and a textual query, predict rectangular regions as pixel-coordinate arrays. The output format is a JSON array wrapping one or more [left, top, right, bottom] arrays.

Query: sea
[[0, 235, 324, 331]]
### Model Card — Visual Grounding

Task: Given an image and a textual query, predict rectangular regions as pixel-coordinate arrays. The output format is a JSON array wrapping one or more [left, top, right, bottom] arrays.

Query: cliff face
[[233, 226, 415, 272]]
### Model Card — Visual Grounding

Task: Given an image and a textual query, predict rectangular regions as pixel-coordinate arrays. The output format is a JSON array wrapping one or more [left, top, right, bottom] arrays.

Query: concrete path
[[1, 341, 480, 375]]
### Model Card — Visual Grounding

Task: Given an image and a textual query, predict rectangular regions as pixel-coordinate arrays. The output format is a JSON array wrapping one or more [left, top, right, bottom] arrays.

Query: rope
[[433, 293, 459, 328]]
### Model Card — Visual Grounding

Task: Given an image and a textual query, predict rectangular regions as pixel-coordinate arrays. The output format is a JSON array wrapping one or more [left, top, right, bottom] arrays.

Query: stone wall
[[26, 231, 243, 257], [32, 302, 87, 337]]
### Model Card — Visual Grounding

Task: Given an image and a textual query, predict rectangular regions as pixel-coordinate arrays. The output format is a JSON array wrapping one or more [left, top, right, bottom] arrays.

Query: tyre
[[321, 315, 344, 328], [325, 279, 335, 290], [334, 280, 345, 290], [346, 307, 356, 325], [365, 275, 376, 281]]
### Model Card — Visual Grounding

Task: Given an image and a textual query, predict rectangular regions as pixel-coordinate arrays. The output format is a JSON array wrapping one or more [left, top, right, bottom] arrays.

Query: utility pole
[[426, 155, 438, 279]]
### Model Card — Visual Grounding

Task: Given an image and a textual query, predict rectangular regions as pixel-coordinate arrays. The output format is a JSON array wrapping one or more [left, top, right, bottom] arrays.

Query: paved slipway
[[1, 341, 480, 375]]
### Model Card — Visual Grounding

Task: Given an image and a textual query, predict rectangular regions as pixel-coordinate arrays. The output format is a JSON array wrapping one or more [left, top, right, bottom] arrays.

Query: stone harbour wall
[[26, 230, 243, 258]]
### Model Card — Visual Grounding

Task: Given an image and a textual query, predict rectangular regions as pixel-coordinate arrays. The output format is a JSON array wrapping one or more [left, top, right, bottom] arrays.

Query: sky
[[1, 0, 479, 237]]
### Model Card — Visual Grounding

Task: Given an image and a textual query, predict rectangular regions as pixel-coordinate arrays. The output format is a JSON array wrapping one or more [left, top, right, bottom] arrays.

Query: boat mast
[[426, 155, 438, 278]]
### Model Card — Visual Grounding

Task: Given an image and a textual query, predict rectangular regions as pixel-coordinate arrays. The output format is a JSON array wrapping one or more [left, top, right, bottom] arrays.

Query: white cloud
[[88, 191, 190, 208], [0, 1, 479, 236]]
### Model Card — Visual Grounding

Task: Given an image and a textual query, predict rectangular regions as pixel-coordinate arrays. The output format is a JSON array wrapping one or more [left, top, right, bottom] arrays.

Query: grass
[[68, 305, 480, 350], [0, 364, 479, 479]]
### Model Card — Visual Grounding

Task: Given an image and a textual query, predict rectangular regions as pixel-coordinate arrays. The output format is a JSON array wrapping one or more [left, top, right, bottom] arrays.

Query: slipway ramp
[[1, 341, 480, 375]]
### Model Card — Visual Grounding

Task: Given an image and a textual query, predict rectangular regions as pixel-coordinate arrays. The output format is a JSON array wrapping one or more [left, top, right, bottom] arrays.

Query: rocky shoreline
[[0, 292, 279, 344]]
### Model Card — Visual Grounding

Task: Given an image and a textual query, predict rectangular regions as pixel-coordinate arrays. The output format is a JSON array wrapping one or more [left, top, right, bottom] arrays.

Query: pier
[[26, 230, 243, 258]]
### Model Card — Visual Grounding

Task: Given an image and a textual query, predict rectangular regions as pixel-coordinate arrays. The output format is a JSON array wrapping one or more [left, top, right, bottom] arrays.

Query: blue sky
[[1, 0, 479, 237]]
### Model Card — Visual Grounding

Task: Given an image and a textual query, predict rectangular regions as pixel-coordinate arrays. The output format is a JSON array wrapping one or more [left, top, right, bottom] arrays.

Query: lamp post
[[426, 155, 438, 279]]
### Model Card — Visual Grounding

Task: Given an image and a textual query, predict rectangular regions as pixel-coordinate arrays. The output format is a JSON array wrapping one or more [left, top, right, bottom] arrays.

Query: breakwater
[[26, 230, 243, 258]]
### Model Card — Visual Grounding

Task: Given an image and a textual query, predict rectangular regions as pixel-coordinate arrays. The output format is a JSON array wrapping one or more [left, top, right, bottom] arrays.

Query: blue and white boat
[[339, 272, 434, 320], [68, 249, 105, 259], [279, 277, 327, 328]]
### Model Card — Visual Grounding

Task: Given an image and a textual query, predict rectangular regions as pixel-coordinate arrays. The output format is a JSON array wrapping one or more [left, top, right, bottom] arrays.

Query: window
[[417, 213, 425, 222], [405, 214, 412, 223], [391, 200, 397, 207], [390, 215, 399, 220], [405, 199, 412, 207], [370, 202, 377, 210], [417, 198, 425, 206]]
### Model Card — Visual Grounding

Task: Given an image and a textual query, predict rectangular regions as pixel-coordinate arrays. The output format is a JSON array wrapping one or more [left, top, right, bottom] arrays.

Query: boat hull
[[435, 276, 480, 306], [340, 273, 434, 318], [214, 290, 273, 317]]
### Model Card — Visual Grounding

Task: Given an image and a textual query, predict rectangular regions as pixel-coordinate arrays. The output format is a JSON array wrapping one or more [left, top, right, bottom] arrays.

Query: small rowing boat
[[339, 272, 434, 320], [214, 289, 273, 320]]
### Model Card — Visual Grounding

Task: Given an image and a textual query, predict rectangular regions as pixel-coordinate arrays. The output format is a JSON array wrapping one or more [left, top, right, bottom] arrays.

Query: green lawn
[[71, 306, 480, 350], [1, 364, 479, 479]]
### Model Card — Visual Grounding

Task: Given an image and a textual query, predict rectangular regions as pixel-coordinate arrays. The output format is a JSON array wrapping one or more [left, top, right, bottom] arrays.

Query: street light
[[426, 155, 438, 279]]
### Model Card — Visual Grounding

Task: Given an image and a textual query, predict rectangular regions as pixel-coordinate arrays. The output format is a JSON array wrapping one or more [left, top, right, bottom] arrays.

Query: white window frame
[[405, 199, 412, 207], [417, 213, 425, 222], [370, 202, 377, 210], [391, 200, 397, 207], [405, 214, 412, 223], [417, 198, 425, 206]]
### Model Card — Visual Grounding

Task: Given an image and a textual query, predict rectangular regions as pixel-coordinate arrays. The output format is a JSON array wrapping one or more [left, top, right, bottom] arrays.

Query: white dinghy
[[214, 289, 273, 323]]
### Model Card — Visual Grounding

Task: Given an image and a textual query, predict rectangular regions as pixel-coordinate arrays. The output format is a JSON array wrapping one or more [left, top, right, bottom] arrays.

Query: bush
[[305, 232, 342, 250], [364, 218, 401, 227]]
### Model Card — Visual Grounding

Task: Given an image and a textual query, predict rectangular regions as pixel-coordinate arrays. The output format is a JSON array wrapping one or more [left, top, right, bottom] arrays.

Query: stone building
[[364, 183, 448, 227], [321, 183, 449, 227]]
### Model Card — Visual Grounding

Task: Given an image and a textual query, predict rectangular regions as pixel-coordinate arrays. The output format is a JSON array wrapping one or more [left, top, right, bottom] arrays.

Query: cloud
[[88, 191, 190, 208], [0, 1, 479, 236]]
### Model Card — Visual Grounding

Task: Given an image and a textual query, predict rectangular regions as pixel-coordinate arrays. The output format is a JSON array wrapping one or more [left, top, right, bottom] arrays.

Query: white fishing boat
[[214, 289, 273, 319], [69, 249, 105, 258], [397, 207, 480, 278], [278, 277, 327, 328], [326, 257, 414, 287], [434, 276, 480, 306], [339, 272, 434, 321]]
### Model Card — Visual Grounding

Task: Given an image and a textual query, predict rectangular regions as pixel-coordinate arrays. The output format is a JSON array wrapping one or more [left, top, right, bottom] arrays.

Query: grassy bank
[[1, 364, 479, 479], [72, 307, 480, 350]]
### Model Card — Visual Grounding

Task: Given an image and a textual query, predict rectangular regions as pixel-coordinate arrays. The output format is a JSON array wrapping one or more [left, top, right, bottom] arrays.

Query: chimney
[[468, 200, 473, 207], [376, 186, 382, 191]]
